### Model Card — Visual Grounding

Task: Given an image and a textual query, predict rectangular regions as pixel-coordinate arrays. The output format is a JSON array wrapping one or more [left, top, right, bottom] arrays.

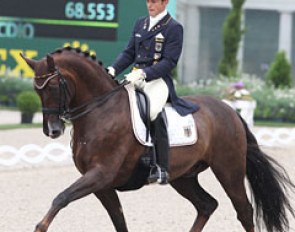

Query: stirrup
[[157, 170, 169, 185], [148, 165, 161, 183], [148, 165, 169, 185]]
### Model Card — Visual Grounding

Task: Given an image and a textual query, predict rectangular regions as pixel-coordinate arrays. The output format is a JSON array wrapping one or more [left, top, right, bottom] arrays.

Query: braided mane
[[50, 46, 103, 66]]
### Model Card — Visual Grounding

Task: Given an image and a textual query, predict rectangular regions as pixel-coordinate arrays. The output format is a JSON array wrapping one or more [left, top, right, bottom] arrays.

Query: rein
[[64, 82, 126, 120], [34, 69, 127, 121]]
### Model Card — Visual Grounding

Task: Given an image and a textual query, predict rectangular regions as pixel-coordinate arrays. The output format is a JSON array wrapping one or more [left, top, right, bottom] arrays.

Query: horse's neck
[[71, 89, 129, 142], [58, 53, 114, 95], [69, 63, 116, 105]]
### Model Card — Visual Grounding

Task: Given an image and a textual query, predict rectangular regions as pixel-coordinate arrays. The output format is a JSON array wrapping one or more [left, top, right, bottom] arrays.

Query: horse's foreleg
[[34, 167, 111, 232], [170, 176, 218, 232], [94, 190, 128, 232]]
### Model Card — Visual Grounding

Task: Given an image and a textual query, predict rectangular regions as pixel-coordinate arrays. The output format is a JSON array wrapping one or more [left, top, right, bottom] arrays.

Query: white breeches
[[143, 78, 169, 121]]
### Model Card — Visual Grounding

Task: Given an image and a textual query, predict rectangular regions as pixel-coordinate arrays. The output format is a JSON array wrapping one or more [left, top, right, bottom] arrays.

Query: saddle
[[125, 84, 197, 147]]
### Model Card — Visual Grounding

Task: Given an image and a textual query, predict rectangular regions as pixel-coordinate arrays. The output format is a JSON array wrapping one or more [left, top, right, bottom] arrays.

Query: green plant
[[176, 74, 295, 123], [0, 75, 33, 107], [219, 0, 245, 78], [16, 91, 41, 114], [252, 87, 295, 122], [265, 51, 293, 88]]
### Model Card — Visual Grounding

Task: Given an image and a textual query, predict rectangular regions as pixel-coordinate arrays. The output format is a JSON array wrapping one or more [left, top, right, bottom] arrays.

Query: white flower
[[240, 89, 250, 95], [234, 91, 242, 98]]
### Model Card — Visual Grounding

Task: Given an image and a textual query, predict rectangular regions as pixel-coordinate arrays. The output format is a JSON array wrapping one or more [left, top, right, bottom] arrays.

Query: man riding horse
[[108, 0, 198, 184]]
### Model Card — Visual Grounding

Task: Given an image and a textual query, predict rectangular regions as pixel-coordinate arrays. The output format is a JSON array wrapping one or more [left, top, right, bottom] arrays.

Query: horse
[[21, 47, 295, 232]]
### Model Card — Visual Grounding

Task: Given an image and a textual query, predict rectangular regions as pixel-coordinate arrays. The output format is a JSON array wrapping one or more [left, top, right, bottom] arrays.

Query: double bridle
[[34, 69, 69, 117], [34, 68, 127, 121]]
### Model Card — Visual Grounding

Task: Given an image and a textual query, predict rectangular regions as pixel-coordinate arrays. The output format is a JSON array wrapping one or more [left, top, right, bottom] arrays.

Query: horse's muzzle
[[46, 119, 65, 139]]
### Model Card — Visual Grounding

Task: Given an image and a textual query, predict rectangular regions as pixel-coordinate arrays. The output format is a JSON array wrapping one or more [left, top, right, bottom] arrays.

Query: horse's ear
[[46, 54, 56, 72], [20, 53, 37, 69]]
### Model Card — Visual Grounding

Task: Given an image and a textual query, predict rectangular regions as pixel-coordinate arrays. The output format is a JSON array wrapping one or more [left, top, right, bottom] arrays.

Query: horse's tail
[[239, 116, 295, 232]]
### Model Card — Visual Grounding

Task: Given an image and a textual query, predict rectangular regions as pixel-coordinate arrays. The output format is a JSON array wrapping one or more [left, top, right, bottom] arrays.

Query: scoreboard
[[0, 0, 118, 40], [0, 0, 146, 77]]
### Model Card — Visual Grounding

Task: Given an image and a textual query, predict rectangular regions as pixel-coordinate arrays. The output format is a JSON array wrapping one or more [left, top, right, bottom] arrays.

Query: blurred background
[[0, 0, 295, 125]]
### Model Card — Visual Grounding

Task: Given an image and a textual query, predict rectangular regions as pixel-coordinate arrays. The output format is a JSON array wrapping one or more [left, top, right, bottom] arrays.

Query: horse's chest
[[72, 140, 92, 172]]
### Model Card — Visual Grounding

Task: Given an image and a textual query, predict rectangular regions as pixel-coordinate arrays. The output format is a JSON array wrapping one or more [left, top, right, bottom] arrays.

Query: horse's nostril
[[52, 130, 60, 135], [49, 129, 62, 139]]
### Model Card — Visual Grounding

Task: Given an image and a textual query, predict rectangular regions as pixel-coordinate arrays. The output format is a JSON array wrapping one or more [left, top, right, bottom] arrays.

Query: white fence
[[0, 143, 72, 166], [0, 128, 294, 167], [255, 128, 295, 147]]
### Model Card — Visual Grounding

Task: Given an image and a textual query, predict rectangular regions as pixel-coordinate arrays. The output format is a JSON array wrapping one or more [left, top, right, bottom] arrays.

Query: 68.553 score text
[[65, 2, 116, 21]]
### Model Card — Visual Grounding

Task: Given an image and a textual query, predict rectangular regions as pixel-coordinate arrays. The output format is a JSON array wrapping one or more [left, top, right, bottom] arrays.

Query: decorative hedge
[[0, 76, 33, 107], [176, 74, 295, 122]]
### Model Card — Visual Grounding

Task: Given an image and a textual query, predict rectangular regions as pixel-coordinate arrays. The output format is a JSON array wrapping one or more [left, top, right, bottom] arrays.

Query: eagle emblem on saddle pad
[[124, 84, 198, 147], [183, 126, 193, 137]]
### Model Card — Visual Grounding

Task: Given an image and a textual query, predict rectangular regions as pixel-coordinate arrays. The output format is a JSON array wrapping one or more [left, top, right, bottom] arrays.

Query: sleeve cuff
[[107, 66, 116, 77]]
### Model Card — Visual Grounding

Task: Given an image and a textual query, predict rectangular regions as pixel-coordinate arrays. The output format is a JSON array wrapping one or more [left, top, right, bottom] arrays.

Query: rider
[[107, 0, 198, 184]]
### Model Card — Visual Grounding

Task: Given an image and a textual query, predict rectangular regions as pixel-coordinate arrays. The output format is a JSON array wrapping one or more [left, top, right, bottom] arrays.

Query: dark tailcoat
[[112, 14, 198, 116]]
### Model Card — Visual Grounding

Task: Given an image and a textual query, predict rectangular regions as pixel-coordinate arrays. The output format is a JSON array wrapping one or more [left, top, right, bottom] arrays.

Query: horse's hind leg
[[94, 190, 128, 232], [212, 164, 254, 232], [170, 176, 218, 232]]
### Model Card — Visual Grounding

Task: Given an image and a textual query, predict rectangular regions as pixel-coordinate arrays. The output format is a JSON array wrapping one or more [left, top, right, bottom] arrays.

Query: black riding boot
[[149, 112, 169, 185]]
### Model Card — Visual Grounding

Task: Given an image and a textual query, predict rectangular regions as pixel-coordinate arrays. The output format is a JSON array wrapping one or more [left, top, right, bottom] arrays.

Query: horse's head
[[21, 47, 119, 138], [21, 53, 66, 138]]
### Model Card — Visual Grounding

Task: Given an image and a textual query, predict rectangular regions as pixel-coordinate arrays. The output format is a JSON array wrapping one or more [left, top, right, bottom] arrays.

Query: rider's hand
[[106, 66, 116, 78], [125, 69, 146, 89]]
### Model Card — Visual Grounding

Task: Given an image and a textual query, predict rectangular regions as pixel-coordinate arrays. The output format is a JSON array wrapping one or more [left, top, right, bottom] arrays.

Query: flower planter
[[21, 113, 33, 124]]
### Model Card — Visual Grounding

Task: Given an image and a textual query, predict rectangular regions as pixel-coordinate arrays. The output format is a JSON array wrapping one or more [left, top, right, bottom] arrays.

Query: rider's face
[[146, 0, 168, 17]]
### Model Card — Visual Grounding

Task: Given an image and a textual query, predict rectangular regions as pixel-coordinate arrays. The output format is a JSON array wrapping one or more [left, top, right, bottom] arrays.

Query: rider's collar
[[149, 9, 168, 31]]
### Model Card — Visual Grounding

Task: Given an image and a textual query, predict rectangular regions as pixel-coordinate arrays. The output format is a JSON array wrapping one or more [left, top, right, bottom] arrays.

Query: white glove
[[125, 69, 146, 89], [107, 66, 116, 77]]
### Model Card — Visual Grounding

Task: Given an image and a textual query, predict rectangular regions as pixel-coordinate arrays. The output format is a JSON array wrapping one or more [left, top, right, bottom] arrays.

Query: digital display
[[0, 0, 119, 40]]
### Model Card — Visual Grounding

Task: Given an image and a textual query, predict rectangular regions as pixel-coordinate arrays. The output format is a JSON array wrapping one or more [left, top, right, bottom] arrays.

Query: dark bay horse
[[21, 47, 294, 232]]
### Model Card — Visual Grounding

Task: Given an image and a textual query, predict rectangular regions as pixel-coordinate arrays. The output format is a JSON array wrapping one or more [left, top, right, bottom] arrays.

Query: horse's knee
[[200, 198, 218, 217], [208, 198, 218, 215]]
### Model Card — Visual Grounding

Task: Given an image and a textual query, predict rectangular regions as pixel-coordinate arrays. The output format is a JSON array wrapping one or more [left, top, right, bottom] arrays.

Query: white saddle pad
[[124, 84, 197, 147]]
